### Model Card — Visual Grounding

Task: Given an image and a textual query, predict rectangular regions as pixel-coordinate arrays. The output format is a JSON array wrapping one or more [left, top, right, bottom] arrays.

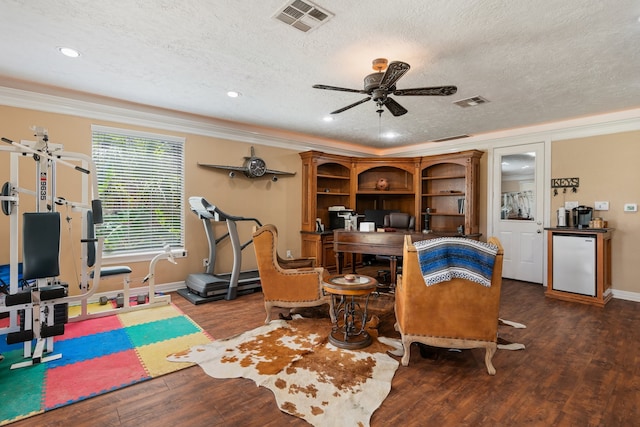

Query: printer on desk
[[328, 206, 352, 230], [328, 206, 366, 231]]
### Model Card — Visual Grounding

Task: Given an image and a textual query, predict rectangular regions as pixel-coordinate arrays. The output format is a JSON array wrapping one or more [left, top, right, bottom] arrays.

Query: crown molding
[[0, 86, 376, 157], [389, 108, 640, 157], [3, 85, 640, 158]]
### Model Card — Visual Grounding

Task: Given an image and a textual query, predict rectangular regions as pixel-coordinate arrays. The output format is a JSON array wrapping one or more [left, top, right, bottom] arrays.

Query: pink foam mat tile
[[58, 315, 124, 341], [43, 349, 148, 409]]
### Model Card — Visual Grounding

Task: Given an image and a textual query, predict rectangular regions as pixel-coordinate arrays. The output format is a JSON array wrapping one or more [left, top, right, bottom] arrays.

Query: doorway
[[492, 143, 546, 283]]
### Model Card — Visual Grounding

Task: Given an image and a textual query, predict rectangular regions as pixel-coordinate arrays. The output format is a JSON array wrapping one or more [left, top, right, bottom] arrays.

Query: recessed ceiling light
[[227, 91, 241, 98], [322, 116, 334, 122], [58, 47, 80, 58], [381, 131, 399, 139]]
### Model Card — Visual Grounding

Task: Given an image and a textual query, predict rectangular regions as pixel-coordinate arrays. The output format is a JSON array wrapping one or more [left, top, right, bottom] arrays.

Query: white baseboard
[[611, 289, 640, 303]]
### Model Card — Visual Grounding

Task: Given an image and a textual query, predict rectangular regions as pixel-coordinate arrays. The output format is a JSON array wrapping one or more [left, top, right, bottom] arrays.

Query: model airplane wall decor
[[198, 147, 296, 181]]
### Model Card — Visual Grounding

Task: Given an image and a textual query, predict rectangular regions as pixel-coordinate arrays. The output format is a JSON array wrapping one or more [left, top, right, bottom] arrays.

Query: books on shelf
[[458, 198, 465, 214]]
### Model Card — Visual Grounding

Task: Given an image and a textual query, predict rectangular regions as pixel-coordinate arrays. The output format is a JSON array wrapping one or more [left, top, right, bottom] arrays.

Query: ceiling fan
[[313, 58, 457, 117]]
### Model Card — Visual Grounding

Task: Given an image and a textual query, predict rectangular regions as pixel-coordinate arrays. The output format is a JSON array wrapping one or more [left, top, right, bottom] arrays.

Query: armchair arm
[[278, 256, 316, 269], [262, 265, 326, 301], [286, 267, 317, 273]]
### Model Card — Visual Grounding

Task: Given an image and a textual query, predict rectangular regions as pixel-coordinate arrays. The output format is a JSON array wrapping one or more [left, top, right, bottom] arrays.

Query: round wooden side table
[[323, 274, 378, 349]]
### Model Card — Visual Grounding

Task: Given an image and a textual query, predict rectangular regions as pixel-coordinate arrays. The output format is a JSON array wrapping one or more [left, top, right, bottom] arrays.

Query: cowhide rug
[[167, 316, 399, 427]]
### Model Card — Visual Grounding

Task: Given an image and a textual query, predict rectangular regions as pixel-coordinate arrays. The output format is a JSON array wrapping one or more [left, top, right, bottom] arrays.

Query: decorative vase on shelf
[[375, 178, 389, 191]]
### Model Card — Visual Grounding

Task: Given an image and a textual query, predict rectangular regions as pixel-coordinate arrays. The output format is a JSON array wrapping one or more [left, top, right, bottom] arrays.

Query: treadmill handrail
[[189, 196, 263, 226]]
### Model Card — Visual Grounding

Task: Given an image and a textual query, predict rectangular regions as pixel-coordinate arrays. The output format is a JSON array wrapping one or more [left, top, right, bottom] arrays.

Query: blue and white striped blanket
[[414, 237, 499, 287]]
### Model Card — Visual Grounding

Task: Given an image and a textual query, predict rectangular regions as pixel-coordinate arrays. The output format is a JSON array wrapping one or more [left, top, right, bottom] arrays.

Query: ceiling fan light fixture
[[372, 58, 388, 72]]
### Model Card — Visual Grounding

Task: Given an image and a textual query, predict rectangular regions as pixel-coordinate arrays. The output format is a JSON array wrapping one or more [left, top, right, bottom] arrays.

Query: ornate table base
[[323, 275, 378, 349]]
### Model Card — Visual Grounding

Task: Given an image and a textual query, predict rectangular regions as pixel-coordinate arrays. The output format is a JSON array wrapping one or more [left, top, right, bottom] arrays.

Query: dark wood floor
[[10, 274, 640, 427]]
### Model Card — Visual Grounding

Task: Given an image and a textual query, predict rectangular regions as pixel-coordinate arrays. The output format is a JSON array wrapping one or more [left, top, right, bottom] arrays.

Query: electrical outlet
[[202, 258, 209, 267], [595, 201, 609, 211], [286, 250, 293, 259], [624, 203, 637, 212], [565, 201, 579, 210]]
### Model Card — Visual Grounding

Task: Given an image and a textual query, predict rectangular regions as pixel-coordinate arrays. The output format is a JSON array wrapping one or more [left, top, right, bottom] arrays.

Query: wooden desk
[[333, 229, 480, 286]]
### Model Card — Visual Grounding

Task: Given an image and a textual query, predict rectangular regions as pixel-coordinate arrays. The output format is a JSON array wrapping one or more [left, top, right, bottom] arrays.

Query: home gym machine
[[1, 127, 179, 368], [179, 196, 262, 304]]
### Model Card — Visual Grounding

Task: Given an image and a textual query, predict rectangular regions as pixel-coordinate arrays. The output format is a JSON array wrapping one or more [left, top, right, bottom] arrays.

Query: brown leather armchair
[[395, 235, 504, 375], [252, 224, 333, 323]]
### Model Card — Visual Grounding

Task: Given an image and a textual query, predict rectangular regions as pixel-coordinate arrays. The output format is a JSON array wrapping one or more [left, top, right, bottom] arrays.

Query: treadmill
[[178, 197, 262, 304]]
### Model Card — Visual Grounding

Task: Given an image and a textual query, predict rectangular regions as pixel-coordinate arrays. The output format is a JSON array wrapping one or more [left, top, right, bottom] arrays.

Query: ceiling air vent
[[431, 134, 471, 142], [273, 0, 333, 33], [453, 96, 489, 108]]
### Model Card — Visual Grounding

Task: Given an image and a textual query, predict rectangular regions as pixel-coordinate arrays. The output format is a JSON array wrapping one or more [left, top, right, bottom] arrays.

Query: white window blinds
[[91, 125, 185, 255]]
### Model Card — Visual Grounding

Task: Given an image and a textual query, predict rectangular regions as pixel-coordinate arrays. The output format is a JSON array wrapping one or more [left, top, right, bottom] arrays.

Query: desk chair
[[383, 212, 415, 231], [376, 213, 415, 284]]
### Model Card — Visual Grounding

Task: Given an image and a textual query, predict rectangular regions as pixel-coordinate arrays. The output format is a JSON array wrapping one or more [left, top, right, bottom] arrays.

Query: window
[[91, 125, 185, 256]]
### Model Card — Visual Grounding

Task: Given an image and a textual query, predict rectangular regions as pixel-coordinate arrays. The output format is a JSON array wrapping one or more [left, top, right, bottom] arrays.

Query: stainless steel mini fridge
[[552, 234, 596, 296]]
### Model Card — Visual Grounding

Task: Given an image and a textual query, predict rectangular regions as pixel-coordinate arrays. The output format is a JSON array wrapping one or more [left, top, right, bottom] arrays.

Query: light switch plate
[[595, 201, 609, 210], [565, 201, 579, 209], [624, 203, 637, 212]]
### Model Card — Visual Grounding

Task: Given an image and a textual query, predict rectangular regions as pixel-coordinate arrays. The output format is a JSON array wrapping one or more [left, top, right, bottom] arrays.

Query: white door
[[493, 143, 545, 283]]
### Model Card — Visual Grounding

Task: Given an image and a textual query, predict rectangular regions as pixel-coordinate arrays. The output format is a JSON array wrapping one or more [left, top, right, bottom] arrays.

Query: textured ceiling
[[1, 1, 639, 152]]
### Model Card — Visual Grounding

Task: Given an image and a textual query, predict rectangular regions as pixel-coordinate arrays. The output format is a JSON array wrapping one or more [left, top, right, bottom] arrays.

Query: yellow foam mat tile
[[117, 304, 181, 327], [67, 302, 114, 318], [137, 332, 213, 377]]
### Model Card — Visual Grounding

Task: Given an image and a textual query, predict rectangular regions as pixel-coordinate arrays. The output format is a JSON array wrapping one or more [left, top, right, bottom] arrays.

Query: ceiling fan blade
[[393, 85, 458, 96], [383, 97, 408, 116], [378, 61, 410, 91], [330, 97, 372, 114], [313, 84, 366, 94]]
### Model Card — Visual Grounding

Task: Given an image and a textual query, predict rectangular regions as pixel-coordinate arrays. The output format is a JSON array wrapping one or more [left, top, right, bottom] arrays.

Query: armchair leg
[[400, 336, 412, 366], [484, 344, 497, 375], [264, 302, 273, 324]]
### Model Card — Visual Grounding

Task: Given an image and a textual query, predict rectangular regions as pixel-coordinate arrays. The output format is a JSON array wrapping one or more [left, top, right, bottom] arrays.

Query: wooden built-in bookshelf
[[299, 149, 483, 267]]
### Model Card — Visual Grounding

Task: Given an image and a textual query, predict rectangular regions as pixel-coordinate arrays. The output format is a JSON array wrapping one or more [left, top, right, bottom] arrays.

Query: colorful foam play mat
[[0, 303, 212, 425]]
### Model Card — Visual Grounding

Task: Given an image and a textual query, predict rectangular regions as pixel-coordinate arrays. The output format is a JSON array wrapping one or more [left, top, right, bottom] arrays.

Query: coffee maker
[[572, 206, 593, 228]]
